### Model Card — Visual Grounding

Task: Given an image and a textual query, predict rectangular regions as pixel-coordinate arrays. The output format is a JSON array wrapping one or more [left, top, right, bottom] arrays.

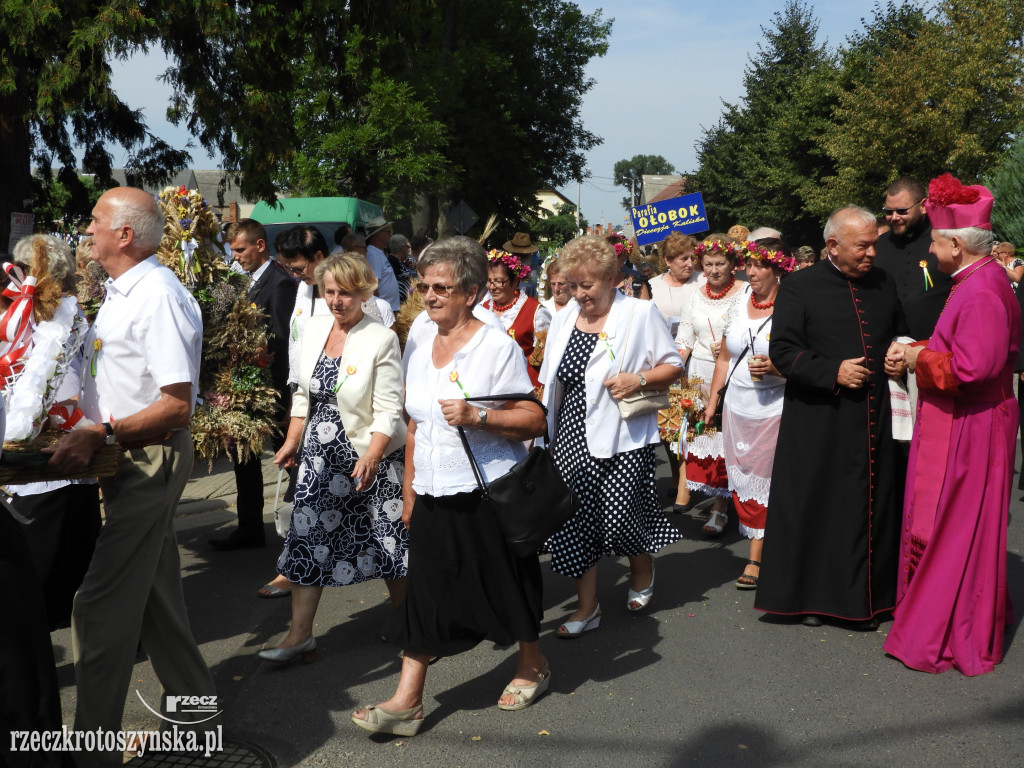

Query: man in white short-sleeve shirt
[[46, 187, 216, 767]]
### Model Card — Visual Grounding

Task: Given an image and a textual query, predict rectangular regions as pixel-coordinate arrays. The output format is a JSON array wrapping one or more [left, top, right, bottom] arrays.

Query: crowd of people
[[2, 170, 1021, 760]]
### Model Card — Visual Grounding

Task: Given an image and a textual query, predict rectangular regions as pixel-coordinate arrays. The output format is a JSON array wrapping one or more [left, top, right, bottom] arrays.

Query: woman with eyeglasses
[[992, 242, 1023, 289], [258, 254, 408, 665], [352, 237, 550, 736], [483, 250, 551, 387]]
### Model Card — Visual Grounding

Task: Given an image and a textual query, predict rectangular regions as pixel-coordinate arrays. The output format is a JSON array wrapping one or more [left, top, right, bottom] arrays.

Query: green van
[[250, 197, 384, 250]]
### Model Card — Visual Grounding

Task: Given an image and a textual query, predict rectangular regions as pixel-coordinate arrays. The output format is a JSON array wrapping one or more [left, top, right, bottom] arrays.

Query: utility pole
[[576, 178, 581, 236]]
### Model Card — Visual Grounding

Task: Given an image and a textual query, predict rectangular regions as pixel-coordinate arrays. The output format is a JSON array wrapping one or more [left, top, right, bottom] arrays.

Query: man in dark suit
[[210, 219, 297, 550]]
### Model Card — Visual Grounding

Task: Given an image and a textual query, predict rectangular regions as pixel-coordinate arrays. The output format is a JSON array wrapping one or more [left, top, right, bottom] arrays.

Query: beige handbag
[[614, 303, 670, 419]]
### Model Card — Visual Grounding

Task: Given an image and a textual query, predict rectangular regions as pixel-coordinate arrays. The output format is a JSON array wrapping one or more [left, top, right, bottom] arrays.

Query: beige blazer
[[291, 314, 406, 458]]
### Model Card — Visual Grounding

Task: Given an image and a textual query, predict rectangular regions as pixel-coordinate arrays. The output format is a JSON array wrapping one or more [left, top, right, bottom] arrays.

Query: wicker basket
[[0, 430, 121, 485]]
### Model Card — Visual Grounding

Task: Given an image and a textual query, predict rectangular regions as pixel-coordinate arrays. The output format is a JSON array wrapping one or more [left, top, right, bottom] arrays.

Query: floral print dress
[[277, 351, 408, 586]]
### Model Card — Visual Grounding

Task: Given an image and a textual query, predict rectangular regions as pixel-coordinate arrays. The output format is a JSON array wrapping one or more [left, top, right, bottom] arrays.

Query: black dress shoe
[[801, 615, 823, 627], [209, 533, 266, 551], [852, 617, 880, 632]]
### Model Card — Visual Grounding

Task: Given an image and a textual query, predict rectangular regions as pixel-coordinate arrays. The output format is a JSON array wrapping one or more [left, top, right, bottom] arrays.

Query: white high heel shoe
[[258, 635, 316, 664], [627, 558, 655, 612], [556, 604, 601, 638]]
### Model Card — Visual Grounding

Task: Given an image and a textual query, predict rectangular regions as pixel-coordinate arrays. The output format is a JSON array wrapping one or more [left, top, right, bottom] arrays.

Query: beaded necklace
[[750, 293, 775, 310], [492, 291, 520, 313], [705, 277, 735, 300]]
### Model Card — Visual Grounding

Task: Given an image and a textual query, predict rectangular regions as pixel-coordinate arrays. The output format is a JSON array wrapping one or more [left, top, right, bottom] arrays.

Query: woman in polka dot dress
[[259, 254, 408, 664], [539, 236, 684, 637]]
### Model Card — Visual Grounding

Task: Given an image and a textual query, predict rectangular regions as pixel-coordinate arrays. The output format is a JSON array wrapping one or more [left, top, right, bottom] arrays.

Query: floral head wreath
[[486, 249, 531, 279], [738, 241, 797, 273], [607, 233, 635, 259], [694, 239, 745, 269]]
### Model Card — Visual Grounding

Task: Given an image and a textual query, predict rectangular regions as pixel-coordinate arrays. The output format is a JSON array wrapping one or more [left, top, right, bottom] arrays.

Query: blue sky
[[108, 1, 873, 226]]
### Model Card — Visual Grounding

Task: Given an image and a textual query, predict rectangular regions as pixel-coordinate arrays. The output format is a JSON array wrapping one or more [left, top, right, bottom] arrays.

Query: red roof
[[648, 179, 687, 204]]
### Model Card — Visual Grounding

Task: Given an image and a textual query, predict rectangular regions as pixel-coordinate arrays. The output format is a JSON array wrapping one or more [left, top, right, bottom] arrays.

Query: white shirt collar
[[105, 255, 160, 297], [249, 259, 271, 283]]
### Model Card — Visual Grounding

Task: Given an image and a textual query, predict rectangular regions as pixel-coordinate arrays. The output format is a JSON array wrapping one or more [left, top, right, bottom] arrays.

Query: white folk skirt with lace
[[721, 357, 785, 539]]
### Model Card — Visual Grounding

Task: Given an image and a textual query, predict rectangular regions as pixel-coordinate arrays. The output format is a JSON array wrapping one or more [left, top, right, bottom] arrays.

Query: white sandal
[[702, 508, 727, 537], [556, 605, 601, 638], [498, 665, 551, 711], [627, 558, 655, 611]]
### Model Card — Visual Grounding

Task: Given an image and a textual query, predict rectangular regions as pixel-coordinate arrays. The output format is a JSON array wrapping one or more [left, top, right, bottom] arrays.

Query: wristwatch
[[102, 422, 117, 446], [637, 373, 647, 391], [477, 408, 488, 429]]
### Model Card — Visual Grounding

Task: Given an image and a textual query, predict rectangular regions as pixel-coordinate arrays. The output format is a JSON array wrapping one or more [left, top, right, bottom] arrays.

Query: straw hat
[[727, 224, 749, 243], [365, 216, 392, 239], [503, 232, 537, 254]]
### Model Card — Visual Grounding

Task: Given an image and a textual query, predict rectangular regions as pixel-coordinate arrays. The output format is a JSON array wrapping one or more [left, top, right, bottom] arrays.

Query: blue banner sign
[[629, 193, 709, 246]]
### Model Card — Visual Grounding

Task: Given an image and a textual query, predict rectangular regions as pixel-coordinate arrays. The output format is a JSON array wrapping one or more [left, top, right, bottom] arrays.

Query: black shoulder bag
[[456, 394, 578, 559]]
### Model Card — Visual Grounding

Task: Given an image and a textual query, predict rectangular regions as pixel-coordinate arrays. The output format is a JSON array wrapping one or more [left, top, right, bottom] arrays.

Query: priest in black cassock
[[874, 176, 952, 341], [755, 205, 906, 629]]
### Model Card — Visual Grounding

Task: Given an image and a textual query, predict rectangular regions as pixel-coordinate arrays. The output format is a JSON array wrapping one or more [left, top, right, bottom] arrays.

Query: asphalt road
[[52, 452, 1024, 768]]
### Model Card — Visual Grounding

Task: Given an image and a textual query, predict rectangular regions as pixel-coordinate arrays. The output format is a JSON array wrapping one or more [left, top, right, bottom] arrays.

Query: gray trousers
[[72, 430, 216, 768]]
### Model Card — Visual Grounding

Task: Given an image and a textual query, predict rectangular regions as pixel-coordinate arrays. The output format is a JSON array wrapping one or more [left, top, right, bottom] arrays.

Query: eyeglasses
[[284, 263, 311, 276], [549, 280, 568, 288], [882, 199, 924, 217], [414, 282, 457, 297], [487, 278, 509, 287]]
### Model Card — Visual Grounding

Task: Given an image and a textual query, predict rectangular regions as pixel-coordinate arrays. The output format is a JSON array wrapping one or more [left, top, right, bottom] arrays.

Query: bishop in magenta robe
[[883, 255, 1019, 675]]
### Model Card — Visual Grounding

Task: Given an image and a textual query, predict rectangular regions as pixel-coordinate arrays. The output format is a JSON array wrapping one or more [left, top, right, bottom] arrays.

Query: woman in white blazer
[[539, 235, 684, 637], [259, 254, 407, 664]]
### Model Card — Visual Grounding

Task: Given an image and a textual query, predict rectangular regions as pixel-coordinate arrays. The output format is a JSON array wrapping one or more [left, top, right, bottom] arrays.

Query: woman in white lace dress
[[674, 236, 748, 534], [703, 239, 794, 588]]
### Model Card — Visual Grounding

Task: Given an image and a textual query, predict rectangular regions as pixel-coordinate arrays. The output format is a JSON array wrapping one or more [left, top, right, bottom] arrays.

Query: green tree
[[161, 0, 610, 233], [988, 132, 1024, 246], [286, 70, 452, 218], [32, 171, 102, 235], [2, 1, 609, 246], [691, 0, 835, 244], [0, 0, 190, 248], [613, 155, 676, 209], [529, 202, 586, 246], [814, 0, 1024, 215]]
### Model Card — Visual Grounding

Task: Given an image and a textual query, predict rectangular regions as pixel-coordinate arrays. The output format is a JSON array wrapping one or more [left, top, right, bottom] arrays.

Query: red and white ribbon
[[48, 403, 88, 431], [0, 275, 37, 382], [1, 263, 27, 300]]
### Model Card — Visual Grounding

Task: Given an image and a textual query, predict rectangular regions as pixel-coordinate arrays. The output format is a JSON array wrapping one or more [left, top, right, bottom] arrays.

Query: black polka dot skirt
[[546, 327, 682, 579]]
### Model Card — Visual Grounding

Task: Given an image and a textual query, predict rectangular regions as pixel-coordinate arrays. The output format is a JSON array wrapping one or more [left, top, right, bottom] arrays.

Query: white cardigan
[[291, 314, 406, 458], [539, 291, 683, 458]]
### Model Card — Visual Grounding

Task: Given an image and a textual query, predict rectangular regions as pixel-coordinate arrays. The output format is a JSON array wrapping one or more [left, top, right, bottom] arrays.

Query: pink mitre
[[924, 173, 994, 230]]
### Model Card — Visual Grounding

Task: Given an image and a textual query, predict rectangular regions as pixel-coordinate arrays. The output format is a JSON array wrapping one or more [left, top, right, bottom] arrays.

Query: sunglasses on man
[[881, 199, 924, 217]]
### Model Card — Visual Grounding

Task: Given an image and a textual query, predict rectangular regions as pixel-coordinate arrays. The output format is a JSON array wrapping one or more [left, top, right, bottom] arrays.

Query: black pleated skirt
[[383, 491, 543, 657]]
